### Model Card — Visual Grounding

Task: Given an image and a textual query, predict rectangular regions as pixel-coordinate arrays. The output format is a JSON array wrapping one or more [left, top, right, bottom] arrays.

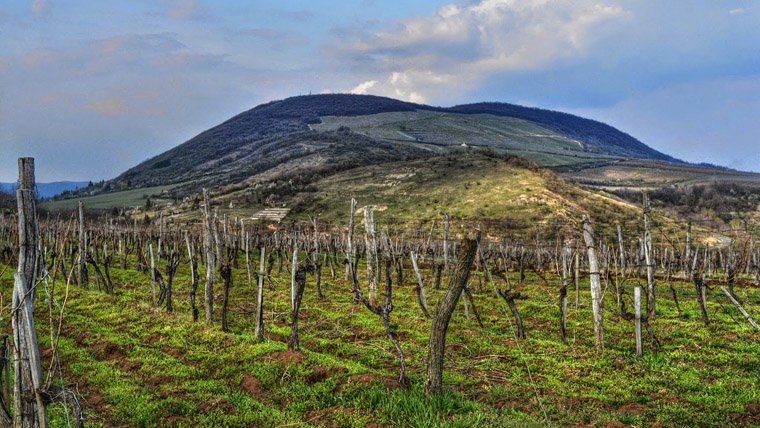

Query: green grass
[[290, 152, 713, 242], [2, 246, 760, 427], [42, 184, 180, 211], [315, 111, 608, 168]]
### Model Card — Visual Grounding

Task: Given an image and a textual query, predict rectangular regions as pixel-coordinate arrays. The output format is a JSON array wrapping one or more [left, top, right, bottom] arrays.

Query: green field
[[5, 245, 760, 427], [315, 111, 610, 167], [42, 184, 180, 211]]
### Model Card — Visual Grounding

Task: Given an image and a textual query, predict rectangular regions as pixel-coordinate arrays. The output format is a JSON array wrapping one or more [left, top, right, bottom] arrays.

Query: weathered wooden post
[[582, 215, 604, 351], [643, 192, 656, 319], [634, 286, 643, 358], [149, 243, 157, 305], [364, 206, 378, 306], [559, 241, 569, 344], [291, 238, 298, 310], [574, 247, 580, 308], [410, 251, 431, 318], [13, 158, 49, 428], [685, 221, 692, 275], [77, 200, 88, 288], [202, 189, 215, 323], [185, 233, 199, 321], [617, 223, 626, 274], [254, 246, 266, 340], [443, 212, 450, 276], [425, 228, 480, 397], [346, 198, 356, 280], [721, 286, 760, 330]]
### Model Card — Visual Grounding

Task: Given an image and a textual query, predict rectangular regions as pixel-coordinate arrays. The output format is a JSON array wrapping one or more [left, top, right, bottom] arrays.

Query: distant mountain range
[[0, 181, 89, 198], [104, 94, 680, 196]]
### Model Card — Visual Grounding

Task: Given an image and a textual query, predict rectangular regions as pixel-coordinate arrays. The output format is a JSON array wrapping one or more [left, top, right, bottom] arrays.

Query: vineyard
[[2, 158, 760, 427]]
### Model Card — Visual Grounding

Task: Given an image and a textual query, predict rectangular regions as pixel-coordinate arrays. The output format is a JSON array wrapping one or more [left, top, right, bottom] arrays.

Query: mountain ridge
[[108, 94, 680, 193]]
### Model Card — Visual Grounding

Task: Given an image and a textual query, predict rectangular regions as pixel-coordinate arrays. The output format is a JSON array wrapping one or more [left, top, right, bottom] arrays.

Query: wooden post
[[254, 247, 266, 340], [149, 243, 156, 306], [582, 215, 604, 351], [346, 198, 356, 280], [364, 206, 378, 306], [685, 221, 692, 275], [291, 239, 298, 310], [13, 158, 49, 428], [202, 189, 215, 323], [443, 212, 450, 276], [559, 241, 569, 344], [643, 192, 656, 320], [574, 248, 580, 308], [185, 233, 199, 321], [78, 200, 88, 288], [410, 251, 431, 317], [425, 229, 480, 397], [617, 224, 626, 274], [721, 286, 760, 330], [634, 286, 643, 358]]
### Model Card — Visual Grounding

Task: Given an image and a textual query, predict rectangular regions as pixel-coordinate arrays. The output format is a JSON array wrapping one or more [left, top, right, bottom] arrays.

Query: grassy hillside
[[561, 160, 760, 229], [89, 94, 677, 197], [42, 184, 179, 211], [288, 152, 714, 242], [561, 159, 760, 190], [314, 111, 609, 166]]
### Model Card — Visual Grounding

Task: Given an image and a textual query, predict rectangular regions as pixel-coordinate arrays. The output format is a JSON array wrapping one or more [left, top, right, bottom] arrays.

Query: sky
[[1, 0, 758, 181]]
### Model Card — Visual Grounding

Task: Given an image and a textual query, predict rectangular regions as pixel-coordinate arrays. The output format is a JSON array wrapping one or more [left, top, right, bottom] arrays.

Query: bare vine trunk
[[425, 229, 480, 397]]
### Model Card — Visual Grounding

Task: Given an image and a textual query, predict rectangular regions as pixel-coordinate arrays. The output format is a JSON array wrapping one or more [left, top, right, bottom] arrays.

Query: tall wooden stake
[[634, 286, 643, 358], [13, 158, 49, 428], [202, 189, 215, 323], [643, 192, 656, 320], [582, 215, 604, 351], [254, 246, 266, 340], [364, 206, 378, 306]]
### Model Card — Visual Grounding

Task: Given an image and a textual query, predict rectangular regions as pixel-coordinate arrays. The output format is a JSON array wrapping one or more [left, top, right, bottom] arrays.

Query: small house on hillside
[[229, 200, 240, 209]]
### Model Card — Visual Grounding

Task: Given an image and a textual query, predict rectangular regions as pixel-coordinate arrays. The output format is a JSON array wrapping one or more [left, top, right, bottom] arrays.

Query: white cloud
[[729, 8, 744, 15], [334, 0, 628, 103], [350, 80, 378, 95]]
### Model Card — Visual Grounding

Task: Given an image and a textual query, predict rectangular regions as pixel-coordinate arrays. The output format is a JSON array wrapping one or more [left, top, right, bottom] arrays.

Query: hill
[[46, 94, 760, 229], [107, 94, 679, 195]]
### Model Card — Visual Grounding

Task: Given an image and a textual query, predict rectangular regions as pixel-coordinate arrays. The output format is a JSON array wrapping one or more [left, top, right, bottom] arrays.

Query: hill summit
[[111, 94, 678, 195]]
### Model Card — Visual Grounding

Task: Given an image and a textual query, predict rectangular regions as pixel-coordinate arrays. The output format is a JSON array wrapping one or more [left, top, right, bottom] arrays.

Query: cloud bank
[[334, 0, 628, 103]]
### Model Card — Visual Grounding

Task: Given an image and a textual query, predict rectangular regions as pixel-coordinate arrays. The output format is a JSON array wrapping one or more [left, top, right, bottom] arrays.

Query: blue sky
[[1, 0, 758, 181]]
